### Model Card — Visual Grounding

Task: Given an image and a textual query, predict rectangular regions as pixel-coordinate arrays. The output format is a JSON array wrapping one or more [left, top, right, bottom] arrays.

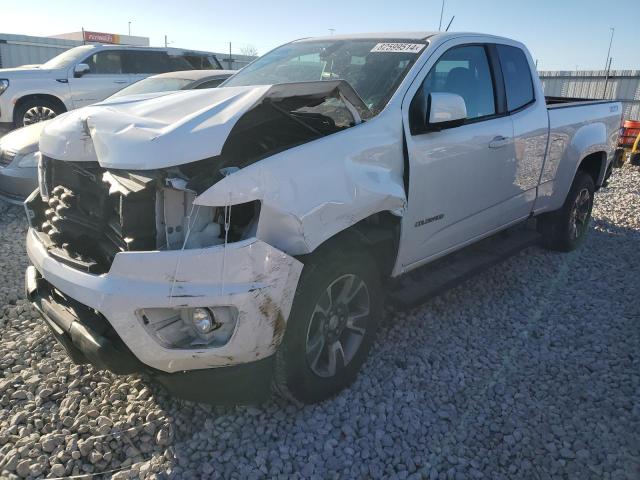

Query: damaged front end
[[27, 156, 261, 274], [24, 78, 405, 402], [28, 80, 368, 272]]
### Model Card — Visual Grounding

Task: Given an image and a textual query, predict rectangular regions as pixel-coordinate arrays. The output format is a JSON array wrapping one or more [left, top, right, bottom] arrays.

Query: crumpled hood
[[39, 85, 272, 170]]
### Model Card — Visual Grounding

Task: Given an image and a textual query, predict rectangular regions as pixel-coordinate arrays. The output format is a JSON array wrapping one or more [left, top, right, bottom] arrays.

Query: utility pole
[[164, 35, 168, 48], [604, 27, 614, 72], [228, 42, 233, 69], [438, 0, 446, 31], [128, 21, 131, 36]]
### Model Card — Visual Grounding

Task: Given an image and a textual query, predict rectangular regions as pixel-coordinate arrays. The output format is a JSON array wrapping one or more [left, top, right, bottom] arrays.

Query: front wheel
[[274, 246, 382, 404], [14, 99, 61, 128], [538, 170, 595, 252]]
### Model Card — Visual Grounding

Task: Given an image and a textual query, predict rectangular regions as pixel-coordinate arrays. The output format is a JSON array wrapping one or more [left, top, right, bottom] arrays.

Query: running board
[[388, 223, 541, 309]]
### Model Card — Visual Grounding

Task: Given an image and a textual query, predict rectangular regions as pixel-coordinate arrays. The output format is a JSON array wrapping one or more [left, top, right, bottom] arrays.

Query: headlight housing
[[138, 306, 238, 349], [0, 79, 8, 96], [16, 150, 40, 168]]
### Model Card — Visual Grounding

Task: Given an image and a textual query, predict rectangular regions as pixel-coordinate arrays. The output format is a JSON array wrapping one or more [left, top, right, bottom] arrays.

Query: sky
[[1, 0, 638, 70]]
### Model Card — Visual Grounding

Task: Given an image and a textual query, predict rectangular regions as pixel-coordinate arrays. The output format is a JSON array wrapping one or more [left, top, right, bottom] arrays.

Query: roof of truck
[[294, 31, 439, 42]]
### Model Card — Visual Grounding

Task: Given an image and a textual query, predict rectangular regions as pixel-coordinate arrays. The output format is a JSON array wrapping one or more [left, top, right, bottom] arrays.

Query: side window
[[179, 55, 216, 70], [124, 51, 172, 74], [194, 78, 226, 89], [83, 51, 124, 74], [496, 45, 535, 112], [423, 45, 496, 119], [167, 55, 196, 71]]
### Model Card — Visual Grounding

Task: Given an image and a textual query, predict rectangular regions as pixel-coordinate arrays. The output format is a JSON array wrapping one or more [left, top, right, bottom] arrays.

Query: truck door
[[398, 42, 530, 270], [495, 44, 548, 205], [68, 50, 131, 108]]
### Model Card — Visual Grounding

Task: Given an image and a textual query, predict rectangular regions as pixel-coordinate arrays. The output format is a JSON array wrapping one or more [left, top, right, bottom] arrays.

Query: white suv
[[0, 44, 222, 134]]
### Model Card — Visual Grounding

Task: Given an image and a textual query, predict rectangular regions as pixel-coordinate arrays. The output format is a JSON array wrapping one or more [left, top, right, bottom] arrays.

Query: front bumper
[[26, 228, 303, 373], [0, 165, 37, 204], [26, 266, 276, 404]]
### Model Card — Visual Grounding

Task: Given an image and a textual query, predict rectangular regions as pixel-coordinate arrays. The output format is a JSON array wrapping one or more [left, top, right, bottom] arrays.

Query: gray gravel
[[1, 165, 639, 480]]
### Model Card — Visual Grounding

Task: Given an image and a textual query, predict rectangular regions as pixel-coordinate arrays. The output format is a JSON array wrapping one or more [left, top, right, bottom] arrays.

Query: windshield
[[223, 39, 426, 113], [41, 46, 95, 70], [109, 77, 193, 98]]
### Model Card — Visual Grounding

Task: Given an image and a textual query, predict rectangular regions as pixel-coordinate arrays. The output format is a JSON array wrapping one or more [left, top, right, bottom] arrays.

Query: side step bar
[[388, 223, 541, 309]]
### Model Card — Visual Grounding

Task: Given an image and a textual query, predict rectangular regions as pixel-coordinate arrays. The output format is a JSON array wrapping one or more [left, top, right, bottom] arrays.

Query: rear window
[[496, 45, 535, 112], [124, 51, 173, 74], [123, 51, 219, 73]]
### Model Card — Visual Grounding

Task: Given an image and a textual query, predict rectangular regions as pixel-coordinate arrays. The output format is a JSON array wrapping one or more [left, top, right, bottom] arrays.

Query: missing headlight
[[157, 183, 260, 251]]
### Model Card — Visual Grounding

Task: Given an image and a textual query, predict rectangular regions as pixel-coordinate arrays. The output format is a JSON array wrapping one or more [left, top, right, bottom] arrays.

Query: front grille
[[0, 149, 16, 167], [28, 157, 157, 273]]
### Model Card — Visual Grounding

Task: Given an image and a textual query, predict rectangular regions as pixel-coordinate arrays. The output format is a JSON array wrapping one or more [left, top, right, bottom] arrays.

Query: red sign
[[83, 31, 120, 44]]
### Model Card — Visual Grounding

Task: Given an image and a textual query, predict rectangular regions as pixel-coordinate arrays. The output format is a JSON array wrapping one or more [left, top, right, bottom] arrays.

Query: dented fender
[[194, 111, 407, 255]]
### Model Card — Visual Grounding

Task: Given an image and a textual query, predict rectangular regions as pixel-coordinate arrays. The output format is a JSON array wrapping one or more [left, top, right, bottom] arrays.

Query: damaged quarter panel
[[194, 108, 407, 255]]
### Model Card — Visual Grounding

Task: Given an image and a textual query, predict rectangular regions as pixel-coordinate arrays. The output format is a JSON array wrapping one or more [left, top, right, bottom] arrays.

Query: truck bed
[[545, 96, 617, 109]]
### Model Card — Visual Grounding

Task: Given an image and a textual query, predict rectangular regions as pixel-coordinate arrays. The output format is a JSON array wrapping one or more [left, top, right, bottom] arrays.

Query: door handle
[[114, 80, 128, 84], [489, 136, 511, 149]]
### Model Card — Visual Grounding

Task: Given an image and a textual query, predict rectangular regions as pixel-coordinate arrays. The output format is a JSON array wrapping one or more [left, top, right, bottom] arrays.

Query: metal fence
[[539, 70, 640, 121], [0, 33, 78, 68]]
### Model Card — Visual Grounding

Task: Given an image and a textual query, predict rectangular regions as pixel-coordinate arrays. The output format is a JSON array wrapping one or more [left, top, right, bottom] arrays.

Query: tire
[[612, 148, 625, 168], [631, 152, 640, 166], [274, 242, 383, 404], [14, 98, 62, 128], [537, 170, 595, 252]]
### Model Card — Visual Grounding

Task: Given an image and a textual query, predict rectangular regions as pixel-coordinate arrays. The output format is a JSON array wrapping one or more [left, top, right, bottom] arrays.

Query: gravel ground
[[0, 164, 639, 480]]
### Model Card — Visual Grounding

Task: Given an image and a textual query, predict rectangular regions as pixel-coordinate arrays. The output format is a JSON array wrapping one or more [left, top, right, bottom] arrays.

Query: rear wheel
[[274, 245, 382, 404], [14, 99, 61, 128], [538, 170, 595, 252]]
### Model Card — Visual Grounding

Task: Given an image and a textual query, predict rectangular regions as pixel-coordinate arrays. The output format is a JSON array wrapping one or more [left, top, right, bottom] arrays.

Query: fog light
[[192, 307, 218, 334]]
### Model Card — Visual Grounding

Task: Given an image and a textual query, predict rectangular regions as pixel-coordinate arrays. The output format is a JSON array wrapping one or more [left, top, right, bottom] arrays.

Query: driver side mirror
[[73, 63, 90, 78], [426, 92, 467, 131], [409, 89, 467, 134]]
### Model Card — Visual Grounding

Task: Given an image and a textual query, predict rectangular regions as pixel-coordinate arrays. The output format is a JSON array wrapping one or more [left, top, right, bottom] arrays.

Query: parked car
[[0, 44, 224, 135], [24, 32, 621, 405], [0, 69, 234, 203]]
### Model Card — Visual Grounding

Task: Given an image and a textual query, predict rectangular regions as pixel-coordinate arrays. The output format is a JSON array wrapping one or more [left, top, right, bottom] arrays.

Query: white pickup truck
[[24, 32, 621, 404], [0, 44, 222, 135]]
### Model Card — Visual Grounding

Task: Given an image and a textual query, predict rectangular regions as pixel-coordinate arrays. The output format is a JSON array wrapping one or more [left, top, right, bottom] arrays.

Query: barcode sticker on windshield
[[370, 43, 425, 53]]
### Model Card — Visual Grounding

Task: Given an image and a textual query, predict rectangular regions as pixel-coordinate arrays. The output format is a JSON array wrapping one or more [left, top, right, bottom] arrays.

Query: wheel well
[[578, 151, 606, 188], [301, 212, 401, 280], [14, 94, 67, 123]]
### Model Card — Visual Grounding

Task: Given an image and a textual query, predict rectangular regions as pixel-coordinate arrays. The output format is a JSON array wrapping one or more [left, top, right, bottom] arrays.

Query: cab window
[[422, 45, 496, 119], [496, 45, 535, 112], [83, 51, 124, 74]]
